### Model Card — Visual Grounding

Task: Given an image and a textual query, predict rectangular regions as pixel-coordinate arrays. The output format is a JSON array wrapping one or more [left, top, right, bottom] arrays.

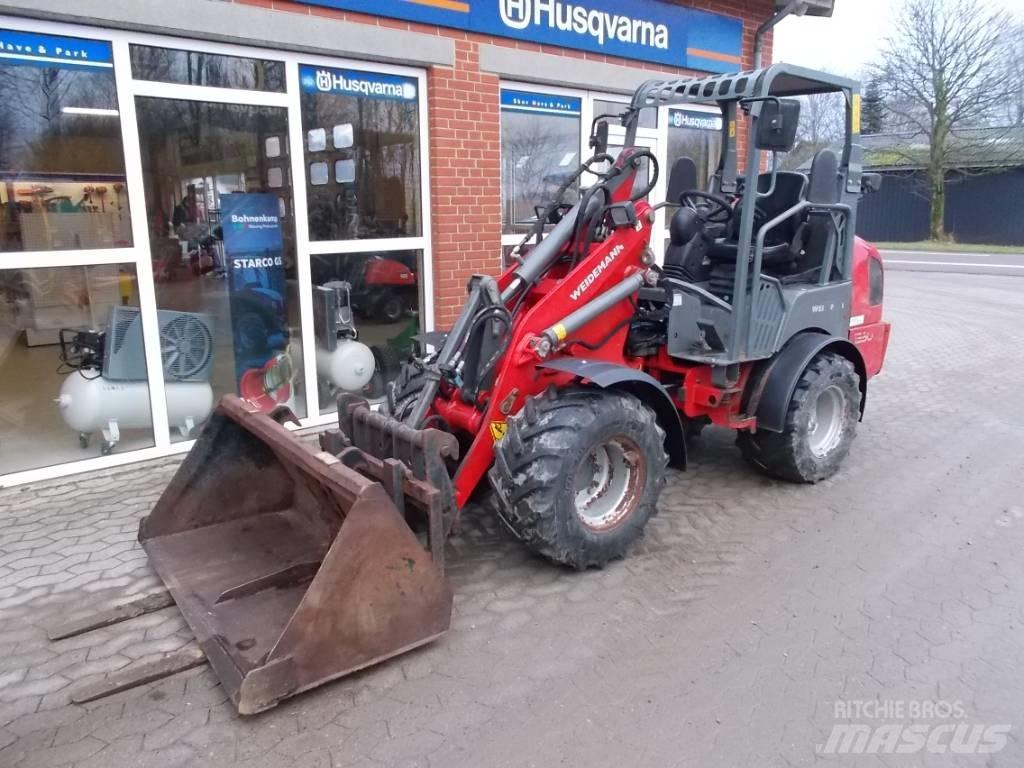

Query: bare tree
[[1004, 22, 1024, 127], [872, 0, 1013, 241], [781, 90, 845, 171]]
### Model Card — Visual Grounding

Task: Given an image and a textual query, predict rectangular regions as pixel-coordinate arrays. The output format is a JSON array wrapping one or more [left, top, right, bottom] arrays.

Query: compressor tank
[[316, 339, 376, 392], [57, 373, 215, 437]]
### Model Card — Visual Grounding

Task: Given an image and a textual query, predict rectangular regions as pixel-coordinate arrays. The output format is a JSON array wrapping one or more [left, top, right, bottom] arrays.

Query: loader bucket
[[138, 396, 453, 715]]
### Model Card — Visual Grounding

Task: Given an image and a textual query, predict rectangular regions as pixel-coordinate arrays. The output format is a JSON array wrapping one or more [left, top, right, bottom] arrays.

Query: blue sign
[[0, 29, 112, 70], [670, 108, 723, 132], [500, 89, 581, 117], [295, 1, 742, 73], [221, 194, 291, 390], [299, 64, 418, 101]]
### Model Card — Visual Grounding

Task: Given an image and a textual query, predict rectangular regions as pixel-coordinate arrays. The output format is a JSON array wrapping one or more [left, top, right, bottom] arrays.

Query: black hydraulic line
[[569, 184, 610, 270], [458, 304, 513, 402], [507, 153, 616, 292], [562, 299, 638, 352]]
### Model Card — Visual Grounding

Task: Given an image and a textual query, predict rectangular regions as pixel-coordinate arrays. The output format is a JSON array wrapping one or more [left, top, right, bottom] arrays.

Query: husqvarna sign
[[299, 65, 418, 101], [499, 0, 668, 49], [296, 0, 742, 73]]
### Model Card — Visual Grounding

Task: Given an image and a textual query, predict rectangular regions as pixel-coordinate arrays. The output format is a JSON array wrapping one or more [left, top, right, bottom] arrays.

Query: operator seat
[[708, 171, 809, 268], [705, 171, 808, 300], [782, 148, 842, 284], [662, 158, 712, 283]]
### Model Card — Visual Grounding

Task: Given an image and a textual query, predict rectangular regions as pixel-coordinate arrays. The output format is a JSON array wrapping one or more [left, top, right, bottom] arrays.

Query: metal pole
[[754, 0, 804, 68]]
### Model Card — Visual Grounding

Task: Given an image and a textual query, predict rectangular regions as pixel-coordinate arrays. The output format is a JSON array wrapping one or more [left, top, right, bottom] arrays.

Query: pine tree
[[861, 78, 885, 136]]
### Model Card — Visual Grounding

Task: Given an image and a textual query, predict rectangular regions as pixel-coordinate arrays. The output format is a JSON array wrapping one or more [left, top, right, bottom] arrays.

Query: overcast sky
[[774, 0, 1024, 77]]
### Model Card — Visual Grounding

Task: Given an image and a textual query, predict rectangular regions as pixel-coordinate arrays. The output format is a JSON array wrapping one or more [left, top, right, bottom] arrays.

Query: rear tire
[[490, 387, 668, 569], [386, 359, 428, 421], [738, 352, 861, 483], [365, 344, 405, 400]]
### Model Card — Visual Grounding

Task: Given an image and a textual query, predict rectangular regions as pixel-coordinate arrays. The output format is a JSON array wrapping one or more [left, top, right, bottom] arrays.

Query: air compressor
[[314, 280, 376, 394], [55, 325, 214, 455]]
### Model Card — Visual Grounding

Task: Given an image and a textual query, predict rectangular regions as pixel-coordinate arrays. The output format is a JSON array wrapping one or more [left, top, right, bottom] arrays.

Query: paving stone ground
[[1, 271, 1023, 767]]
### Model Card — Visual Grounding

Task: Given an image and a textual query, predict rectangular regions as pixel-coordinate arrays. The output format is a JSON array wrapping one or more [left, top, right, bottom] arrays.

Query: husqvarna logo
[[315, 70, 334, 92], [499, 0, 669, 50], [500, 0, 531, 29]]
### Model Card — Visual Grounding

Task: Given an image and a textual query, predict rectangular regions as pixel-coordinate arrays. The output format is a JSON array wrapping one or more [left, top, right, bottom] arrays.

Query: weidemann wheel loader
[[140, 63, 891, 713]]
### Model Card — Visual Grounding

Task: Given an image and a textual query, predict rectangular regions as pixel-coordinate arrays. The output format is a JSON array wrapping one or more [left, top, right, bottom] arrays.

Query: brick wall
[[232, 0, 775, 327]]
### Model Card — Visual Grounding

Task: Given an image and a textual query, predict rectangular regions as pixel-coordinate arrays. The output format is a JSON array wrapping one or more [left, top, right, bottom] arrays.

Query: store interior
[[1, 67, 420, 476]]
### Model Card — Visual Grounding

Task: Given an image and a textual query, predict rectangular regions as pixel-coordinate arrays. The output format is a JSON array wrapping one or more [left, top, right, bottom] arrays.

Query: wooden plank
[[47, 591, 175, 641], [70, 646, 207, 704]]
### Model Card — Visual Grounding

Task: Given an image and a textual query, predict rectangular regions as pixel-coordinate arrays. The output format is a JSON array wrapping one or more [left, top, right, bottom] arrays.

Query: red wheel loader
[[139, 64, 890, 713]]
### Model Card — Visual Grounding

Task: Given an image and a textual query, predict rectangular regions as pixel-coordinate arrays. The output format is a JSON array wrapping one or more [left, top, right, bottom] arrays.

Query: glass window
[[307, 128, 327, 153], [500, 89, 582, 236], [333, 124, 354, 150], [135, 96, 306, 433], [593, 98, 658, 129], [310, 162, 329, 186], [129, 45, 285, 92], [0, 263, 154, 473], [309, 250, 421, 413], [667, 108, 724, 193], [0, 29, 132, 252], [335, 159, 355, 184], [300, 65, 422, 241], [599, 145, 653, 198]]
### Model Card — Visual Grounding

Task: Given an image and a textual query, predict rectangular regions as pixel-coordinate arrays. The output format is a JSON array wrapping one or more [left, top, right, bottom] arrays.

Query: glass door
[[129, 46, 306, 440], [292, 60, 430, 417]]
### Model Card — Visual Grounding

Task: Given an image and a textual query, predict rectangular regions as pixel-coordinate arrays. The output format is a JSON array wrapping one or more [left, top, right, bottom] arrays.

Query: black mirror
[[861, 172, 882, 194], [667, 157, 699, 204], [590, 120, 609, 156], [755, 98, 801, 152]]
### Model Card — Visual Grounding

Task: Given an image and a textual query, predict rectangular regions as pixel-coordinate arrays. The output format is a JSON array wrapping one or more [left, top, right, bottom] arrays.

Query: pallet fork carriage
[[54, 64, 889, 713]]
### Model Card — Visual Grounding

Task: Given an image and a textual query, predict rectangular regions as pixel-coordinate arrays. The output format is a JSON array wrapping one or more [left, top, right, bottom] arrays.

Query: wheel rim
[[808, 385, 846, 458], [573, 436, 644, 532]]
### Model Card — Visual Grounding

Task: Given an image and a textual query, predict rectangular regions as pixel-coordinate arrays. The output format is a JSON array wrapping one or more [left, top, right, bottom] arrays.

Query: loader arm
[[374, 146, 658, 507]]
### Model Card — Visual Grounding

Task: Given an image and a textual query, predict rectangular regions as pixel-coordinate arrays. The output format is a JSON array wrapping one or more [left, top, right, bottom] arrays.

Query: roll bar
[[613, 62, 866, 362], [621, 63, 860, 176]]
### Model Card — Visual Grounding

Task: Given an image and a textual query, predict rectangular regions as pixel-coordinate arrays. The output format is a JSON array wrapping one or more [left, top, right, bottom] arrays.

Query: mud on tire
[[489, 387, 668, 569], [385, 359, 427, 421], [737, 351, 861, 483]]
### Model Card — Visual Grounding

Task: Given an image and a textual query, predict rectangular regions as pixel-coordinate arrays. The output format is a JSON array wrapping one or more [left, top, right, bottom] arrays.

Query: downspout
[[753, 0, 807, 68]]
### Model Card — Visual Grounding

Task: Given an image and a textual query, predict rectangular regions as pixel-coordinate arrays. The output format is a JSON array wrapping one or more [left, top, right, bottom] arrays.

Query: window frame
[[660, 101, 723, 253], [500, 83, 674, 260], [0, 15, 432, 486], [499, 80, 587, 251]]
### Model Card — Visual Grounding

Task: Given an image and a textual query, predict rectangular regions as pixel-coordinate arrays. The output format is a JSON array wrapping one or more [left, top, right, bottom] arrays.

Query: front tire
[[738, 351, 861, 482], [373, 292, 405, 324], [490, 388, 668, 569]]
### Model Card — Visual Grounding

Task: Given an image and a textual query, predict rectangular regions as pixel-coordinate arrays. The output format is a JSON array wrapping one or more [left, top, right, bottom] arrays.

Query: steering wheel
[[679, 190, 734, 224]]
